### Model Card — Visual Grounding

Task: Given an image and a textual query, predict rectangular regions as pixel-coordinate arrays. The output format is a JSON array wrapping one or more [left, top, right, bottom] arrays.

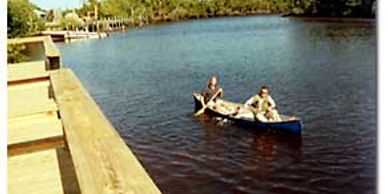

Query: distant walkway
[[40, 31, 108, 42]]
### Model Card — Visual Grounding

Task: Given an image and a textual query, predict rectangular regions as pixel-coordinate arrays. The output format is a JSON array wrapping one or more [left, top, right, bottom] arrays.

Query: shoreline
[[45, 13, 375, 42], [283, 14, 376, 24], [123, 13, 376, 30], [124, 11, 280, 27]]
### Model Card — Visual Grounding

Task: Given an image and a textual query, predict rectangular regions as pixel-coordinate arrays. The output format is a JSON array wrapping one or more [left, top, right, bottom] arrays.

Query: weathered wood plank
[[7, 76, 50, 87], [8, 149, 65, 194], [8, 115, 63, 145], [8, 98, 58, 118], [8, 88, 49, 106], [8, 60, 48, 82], [8, 79, 50, 90], [8, 110, 59, 129], [8, 137, 64, 157], [43, 36, 61, 57], [8, 113, 64, 156], [8, 81, 51, 107], [7, 111, 56, 123], [50, 69, 162, 194], [7, 36, 47, 45]]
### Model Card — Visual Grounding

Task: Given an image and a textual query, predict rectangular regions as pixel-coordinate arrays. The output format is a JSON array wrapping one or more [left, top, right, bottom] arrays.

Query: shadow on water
[[195, 113, 302, 145], [195, 113, 303, 160], [189, 114, 304, 194]]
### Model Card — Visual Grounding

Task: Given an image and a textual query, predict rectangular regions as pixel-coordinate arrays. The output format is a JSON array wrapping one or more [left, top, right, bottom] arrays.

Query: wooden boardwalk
[[7, 37, 162, 194], [40, 31, 108, 42], [7, 61, 70, 193]]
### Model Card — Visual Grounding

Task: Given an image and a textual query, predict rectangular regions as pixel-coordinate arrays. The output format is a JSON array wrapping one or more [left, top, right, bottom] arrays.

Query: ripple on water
[[57, 16, 376, 194]]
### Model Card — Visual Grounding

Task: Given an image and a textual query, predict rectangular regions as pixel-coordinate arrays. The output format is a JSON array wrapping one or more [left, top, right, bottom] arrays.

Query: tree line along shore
[[8, 0, 376, 39], [84, 0, 376, 20]]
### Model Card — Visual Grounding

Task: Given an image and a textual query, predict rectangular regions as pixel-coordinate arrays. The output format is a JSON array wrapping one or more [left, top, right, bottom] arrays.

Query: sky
[[30, 0, 83, 10]]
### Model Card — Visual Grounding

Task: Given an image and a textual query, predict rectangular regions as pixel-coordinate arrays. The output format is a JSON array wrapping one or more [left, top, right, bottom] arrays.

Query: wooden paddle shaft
[[194, 89, 222, 116]]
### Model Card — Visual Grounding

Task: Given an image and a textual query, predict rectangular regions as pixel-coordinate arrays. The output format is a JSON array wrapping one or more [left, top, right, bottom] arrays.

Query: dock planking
[[8, 98, 58, 118], [50, 69, 162, 194], [8, 80, 52, 112], [7, 60, 48, 82], [8, 149, 65, 194], [8, 36, 162, 194], [8, 78, 50, 92], [8, 111, 64, 156]]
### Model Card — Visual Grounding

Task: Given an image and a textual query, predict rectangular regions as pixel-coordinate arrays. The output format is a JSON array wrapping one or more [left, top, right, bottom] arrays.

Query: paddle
[[194, 89, 222, 116]]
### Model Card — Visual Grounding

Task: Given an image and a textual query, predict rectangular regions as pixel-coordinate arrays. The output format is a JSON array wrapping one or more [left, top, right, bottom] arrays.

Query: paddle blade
[[193, 107, 206, 116]]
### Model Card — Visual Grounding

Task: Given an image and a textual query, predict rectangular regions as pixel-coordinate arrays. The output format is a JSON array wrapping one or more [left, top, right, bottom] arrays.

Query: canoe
[[193, 93, 303, 134]]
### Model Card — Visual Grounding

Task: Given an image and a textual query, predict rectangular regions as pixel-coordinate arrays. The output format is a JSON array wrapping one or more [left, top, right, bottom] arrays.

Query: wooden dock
[[40, 31, 108, 42], [7, 37, 162, 194]]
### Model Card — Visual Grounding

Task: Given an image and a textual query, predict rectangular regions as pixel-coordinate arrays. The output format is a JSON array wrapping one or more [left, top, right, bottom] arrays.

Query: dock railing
[[8, 36, 61, 70], [50, 69, 162, 194], [7, 36, 162, 194]]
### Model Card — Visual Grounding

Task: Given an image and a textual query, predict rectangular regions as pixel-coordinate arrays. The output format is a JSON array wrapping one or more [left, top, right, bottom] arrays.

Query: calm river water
[[56, 15, 376, 194]]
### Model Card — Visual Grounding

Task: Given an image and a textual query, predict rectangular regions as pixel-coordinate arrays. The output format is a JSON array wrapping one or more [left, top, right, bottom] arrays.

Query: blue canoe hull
[[193, 94, 303, 134]]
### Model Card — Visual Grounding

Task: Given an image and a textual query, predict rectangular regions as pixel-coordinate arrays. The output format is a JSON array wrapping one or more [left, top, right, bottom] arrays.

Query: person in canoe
[[244, 86, 281, 122], [202, 76, 224, 104], [192, 76, 224, 116]]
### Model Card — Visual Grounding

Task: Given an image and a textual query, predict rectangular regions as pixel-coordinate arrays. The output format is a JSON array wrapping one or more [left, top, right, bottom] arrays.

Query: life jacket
[[252, 95, 271, 112]]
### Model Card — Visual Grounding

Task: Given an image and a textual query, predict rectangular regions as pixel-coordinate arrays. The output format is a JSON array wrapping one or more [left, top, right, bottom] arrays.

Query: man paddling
[[244, 86, 281, 122], [192, 76, 224, 116], [201, 76, 224, 104]]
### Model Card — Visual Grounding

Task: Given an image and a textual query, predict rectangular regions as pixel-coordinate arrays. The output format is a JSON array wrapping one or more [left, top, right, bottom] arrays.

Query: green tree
[[310, 0, 375, 17], [75, 0, 375, 27], [7, 0, 44, 38], [61, 12, 85, 30], [7, 43, 30, 63]]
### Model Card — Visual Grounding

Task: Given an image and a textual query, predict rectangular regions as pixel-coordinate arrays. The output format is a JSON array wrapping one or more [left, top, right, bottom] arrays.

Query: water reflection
[[252, 132, 302, 161], [193, 115, 304, 193], [307, 23, 375, 44], [198, 115, 302, 171]]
